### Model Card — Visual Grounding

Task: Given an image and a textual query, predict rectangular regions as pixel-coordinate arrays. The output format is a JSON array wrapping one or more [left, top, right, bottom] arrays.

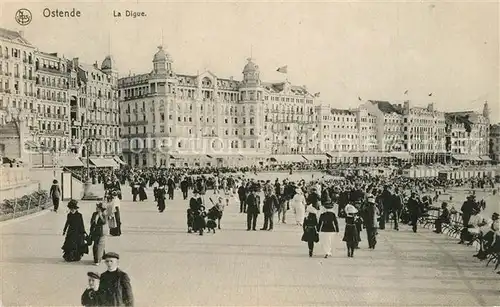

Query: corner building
[[119, 47, 319, 167], [69, 56, 121, 158]]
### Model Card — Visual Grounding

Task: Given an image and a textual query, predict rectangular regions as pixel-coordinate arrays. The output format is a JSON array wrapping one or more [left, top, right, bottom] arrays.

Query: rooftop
[[0, 27, 32, 46], [368, 100, 403, 115]]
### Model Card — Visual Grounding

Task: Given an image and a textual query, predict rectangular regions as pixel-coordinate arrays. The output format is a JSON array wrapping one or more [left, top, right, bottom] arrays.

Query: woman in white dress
[[291, 188, 306, 226]]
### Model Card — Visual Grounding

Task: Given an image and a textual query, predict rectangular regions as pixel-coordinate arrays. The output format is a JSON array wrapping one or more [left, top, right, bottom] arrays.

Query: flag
[[314, 92, 320, 97], [404, 90, 408, 95], [428, 93, 433, 97], [358, 96, 362, 101], [276, 65, 288, 74]]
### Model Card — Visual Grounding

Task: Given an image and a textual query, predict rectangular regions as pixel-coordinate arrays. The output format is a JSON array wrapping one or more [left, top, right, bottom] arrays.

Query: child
[[81, 272, 100, 307]]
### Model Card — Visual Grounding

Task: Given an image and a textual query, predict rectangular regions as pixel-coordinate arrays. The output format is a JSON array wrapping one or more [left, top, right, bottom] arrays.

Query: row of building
[[0, 27, 496, 168], [0, 28, 120, 164]]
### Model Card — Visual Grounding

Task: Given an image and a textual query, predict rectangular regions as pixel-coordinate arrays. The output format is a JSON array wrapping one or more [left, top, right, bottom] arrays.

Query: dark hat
[[102, 252, 120, 260], [111, 190, 118, 196], [87, 272, 100, 279], [67, 199, 79, 209], [96, 202, 104, 209], [492, 212, 499, 219]]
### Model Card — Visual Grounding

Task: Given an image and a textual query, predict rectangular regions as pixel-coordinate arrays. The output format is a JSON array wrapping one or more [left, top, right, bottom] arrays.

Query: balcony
[[37, 65, 62, 74], [14, 73, 20, 78]]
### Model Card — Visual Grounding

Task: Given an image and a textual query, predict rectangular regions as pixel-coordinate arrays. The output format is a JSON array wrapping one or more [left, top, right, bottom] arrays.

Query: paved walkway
[[1, 187, 499, 306]]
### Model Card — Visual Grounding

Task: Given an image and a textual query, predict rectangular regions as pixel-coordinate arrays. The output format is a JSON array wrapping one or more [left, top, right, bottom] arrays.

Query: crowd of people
[[53, 163, 500, 305]]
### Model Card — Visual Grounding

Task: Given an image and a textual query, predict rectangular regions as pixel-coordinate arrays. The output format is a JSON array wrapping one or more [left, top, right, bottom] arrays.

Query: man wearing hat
[[99, 252, 134, 306], [407, 192, 423, 233], [81, 272, 101, 307], [461, 194, 477, 230], [246, 188, 260, 231], [363, 196, 379, 249]]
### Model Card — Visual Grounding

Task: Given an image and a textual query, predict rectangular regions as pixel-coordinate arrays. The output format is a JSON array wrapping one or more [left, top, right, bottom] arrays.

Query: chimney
[[73, 57, 79, 68], [229, 76, 233, 81], [18, 30, 24, 37]]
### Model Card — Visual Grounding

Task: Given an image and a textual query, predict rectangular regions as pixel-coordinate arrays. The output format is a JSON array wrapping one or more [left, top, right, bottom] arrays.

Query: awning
[[302, 154, 328, 161], [480, 156, 492, 161], [207, 154, 242, 159], [271, 155, 307, 163], [452, 155, 481, 161], [89, 158, 118, 168], [24, 140, 38, 149], [113, 156, 127, 165], [59, 155, 84, 167], [389, 152, 411, 159]]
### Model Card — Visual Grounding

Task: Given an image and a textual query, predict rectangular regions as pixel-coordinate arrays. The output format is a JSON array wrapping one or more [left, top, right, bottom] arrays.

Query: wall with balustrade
[[0, 166, 39, 202]]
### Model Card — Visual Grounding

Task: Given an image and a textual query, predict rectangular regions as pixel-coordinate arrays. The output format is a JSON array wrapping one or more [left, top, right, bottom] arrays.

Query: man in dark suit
[[246, 188, 260, 231], [238, 184, 247, 213], [89, 203, 107, 265], [180, 178, 189, 200], [391, 188, 404, 231], [364, 197, 379, 249], [99, 252, 134, 306], [261, 192, 278, 231], [407, 192, 423, 233]]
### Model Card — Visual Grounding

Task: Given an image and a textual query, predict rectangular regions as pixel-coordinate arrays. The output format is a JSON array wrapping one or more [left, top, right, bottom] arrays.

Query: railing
[[0, 190, 50, 222]]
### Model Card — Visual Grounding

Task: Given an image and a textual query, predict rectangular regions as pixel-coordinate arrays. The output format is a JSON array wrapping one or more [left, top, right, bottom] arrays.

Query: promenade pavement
[[1, 185, 499, 306]]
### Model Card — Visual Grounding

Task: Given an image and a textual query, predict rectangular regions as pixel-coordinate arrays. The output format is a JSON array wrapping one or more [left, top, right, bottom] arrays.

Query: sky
[[1, 0, 498, 121]]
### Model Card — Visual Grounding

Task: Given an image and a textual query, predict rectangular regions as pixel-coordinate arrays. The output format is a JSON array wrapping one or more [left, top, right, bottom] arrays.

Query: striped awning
[[452, 155, 481, 161], [113, 156, 127, 165], [271, 155, 307, 163], [59, 155, 84, 167], [480, 156, 492, 161], [89, 158, 118, 168], [389, 152, 411, 159]]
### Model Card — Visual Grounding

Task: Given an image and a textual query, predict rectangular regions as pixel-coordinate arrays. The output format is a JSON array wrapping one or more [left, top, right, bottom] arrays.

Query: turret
[[242, 58, 260, 86], [483, 101, 490, 119], [152, 46, 173, 74]]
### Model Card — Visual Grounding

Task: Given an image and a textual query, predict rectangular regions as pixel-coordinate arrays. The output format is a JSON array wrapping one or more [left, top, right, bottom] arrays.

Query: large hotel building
[[0, 28, 494, 167], [119, 46, 492, 167]]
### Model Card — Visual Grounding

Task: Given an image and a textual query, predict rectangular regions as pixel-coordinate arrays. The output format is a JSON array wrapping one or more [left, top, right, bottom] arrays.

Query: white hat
[[367, 197, 375, 203], [344, 204, 358, 215]]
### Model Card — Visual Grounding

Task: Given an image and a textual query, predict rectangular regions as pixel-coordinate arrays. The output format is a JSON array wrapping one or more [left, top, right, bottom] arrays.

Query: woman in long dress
[[106, 191, 122, 236], [301, 206, 319, 257], [318, 203, 339, 258], [62, 199, 88, 261], [291, 188, 306, 226], [343, 204, 360, 258]]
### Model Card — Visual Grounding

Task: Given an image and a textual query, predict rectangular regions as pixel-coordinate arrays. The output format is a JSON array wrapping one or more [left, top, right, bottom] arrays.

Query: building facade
[[34, 52, 70, 151], [119, 47, 319, 167], [70, 56, 120, 158], [445, 103, 490, 163], [0, 29, 36, 138], [490, 123, 500, 162]]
